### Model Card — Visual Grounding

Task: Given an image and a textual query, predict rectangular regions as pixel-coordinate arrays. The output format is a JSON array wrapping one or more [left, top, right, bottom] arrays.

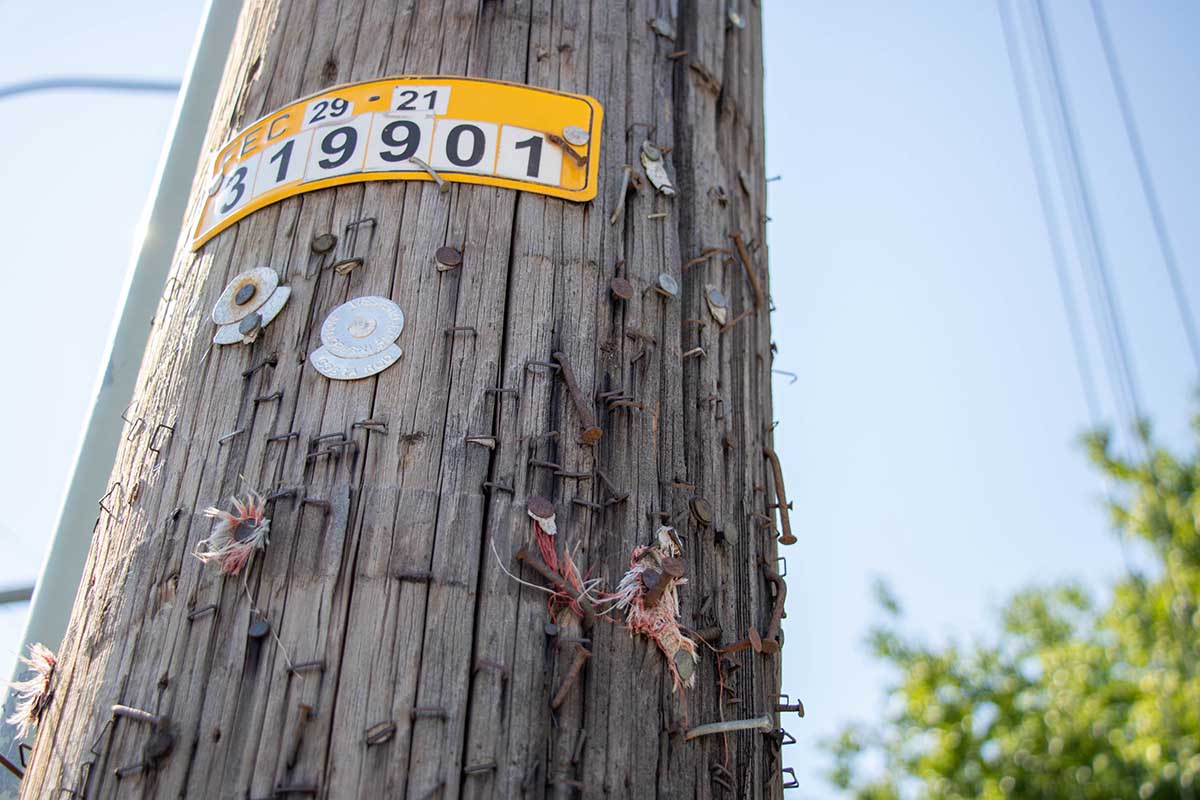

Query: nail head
[[562, 125, 589, 146], [610, 277, 634, 301], [690, 496, 713, 526], [234, 283, 256, 306], [435, 246, 462, 267], [311, 233, 338, 254], [526, 495, 555, 519], [248, 616, 270, 640]]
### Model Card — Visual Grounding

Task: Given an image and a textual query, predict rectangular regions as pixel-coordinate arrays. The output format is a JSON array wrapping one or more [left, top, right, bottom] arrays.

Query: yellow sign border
[[192, 75, 603, 250]]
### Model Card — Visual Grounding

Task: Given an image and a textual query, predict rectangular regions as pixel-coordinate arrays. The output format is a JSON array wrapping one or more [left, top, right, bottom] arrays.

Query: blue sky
[[1, 2, 1198, 796]]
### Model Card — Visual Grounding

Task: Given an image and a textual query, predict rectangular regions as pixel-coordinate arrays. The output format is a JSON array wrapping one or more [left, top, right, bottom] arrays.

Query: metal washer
[[319, 296, 405, 359], [212, 267, 279, 325]]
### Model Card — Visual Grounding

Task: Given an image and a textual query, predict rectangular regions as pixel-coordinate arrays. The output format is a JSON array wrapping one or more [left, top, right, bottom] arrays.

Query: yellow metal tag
[[192, 76, 603, 249]]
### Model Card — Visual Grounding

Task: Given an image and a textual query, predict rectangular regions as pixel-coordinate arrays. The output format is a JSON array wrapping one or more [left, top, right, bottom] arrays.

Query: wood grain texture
[[19, 1, 787, 798]]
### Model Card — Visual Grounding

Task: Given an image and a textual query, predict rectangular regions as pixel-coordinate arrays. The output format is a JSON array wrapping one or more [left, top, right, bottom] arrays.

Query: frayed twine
[[196, 491, 270, 576], [607, 526, 698, 693], [7, 643, 55, 740]]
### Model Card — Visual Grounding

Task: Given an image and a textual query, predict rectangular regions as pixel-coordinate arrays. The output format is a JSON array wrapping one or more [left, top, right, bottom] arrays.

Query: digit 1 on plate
[[252, 130, 313, 197], [495, 125, 563, 186]]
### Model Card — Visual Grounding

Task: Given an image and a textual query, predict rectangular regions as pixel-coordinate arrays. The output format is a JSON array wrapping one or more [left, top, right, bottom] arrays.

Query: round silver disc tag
[[320, 296, 405, 358], [212, 267, 279, 325], [310, 344, 403, 381]]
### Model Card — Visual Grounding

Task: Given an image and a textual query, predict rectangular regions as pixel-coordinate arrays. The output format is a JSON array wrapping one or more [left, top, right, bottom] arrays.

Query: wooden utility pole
[[19, 1, 791, 798]]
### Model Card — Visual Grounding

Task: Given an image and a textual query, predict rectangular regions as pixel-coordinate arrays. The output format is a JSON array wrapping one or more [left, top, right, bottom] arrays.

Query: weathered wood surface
[[21, 1, 785, 798]]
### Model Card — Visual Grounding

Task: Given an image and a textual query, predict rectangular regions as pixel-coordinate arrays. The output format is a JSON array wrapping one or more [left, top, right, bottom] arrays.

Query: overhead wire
[[1028, 0, 1149, 454], [996, 0, 1103, 428], [0, 77, 179, 102], [1089, 0, 1200, 377]]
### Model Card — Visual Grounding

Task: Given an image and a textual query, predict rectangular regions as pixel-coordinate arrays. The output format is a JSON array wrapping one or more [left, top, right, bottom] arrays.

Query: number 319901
[[197, 76, 601, 249]]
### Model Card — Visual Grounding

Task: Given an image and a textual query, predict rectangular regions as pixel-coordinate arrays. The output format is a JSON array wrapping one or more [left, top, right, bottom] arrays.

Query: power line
[[996, 0, 1102, 426], [1029, 0, 1148, 444], [1089, 0, 1200, 377], [0, 77, 179, 102]]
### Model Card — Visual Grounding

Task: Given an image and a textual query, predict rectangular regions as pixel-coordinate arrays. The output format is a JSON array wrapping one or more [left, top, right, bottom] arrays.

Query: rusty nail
[[300, 498, 331, 516], [253, 390, 283, 404], [550, 643, 591, 710], [528, 458, 562, 471], [351, 419, 388, 434], [571, 729, 588, 764], [526, 495, 555, 519], [515, 546, 596, 624], [266, 487, 298, 502], [610, 165, 633, 226], [248, 615, 271, 640], [410, 156, 448, 191], [763, 447, 795, 545], [525, 360, 560, 373], [187, 604, 217, 621], [572, 497, 602, 510], [610, 276, 634, 301], [685, 715, 773, 741], [465, 435, 497, 449], [365, 721, 396, 745], [217, 428, 245, 445], [331, 257, 363, 276], [286, 704, 313, 768], [434, 246, 462, 270], [730, 232, 765, 310], [464, 761, 498, 775], [690, 496, 713, 526], [553, 351, 602, 445], [113, 762, 146, 779], [268, 431, 299, 443], [289, 660, 325, 675], [311, 233, 337, 254], [682, 347, 706, 359], [555, 469, 591, 479], [481, 481, 514, 495], [243, 354, 279, 378]]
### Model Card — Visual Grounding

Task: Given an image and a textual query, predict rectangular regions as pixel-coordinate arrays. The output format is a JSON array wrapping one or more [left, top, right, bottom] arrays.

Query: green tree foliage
[[827, 421, 1200, 799]]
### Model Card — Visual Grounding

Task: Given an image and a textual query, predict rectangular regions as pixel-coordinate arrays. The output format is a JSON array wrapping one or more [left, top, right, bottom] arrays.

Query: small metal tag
[[212, 267, 279, 325], [310, 343, 403, 381], [319, 296, 405, 358]]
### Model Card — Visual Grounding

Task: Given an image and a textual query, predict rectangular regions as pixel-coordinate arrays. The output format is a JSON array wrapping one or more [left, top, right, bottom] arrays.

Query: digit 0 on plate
[[193, 76, 602, 249]]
